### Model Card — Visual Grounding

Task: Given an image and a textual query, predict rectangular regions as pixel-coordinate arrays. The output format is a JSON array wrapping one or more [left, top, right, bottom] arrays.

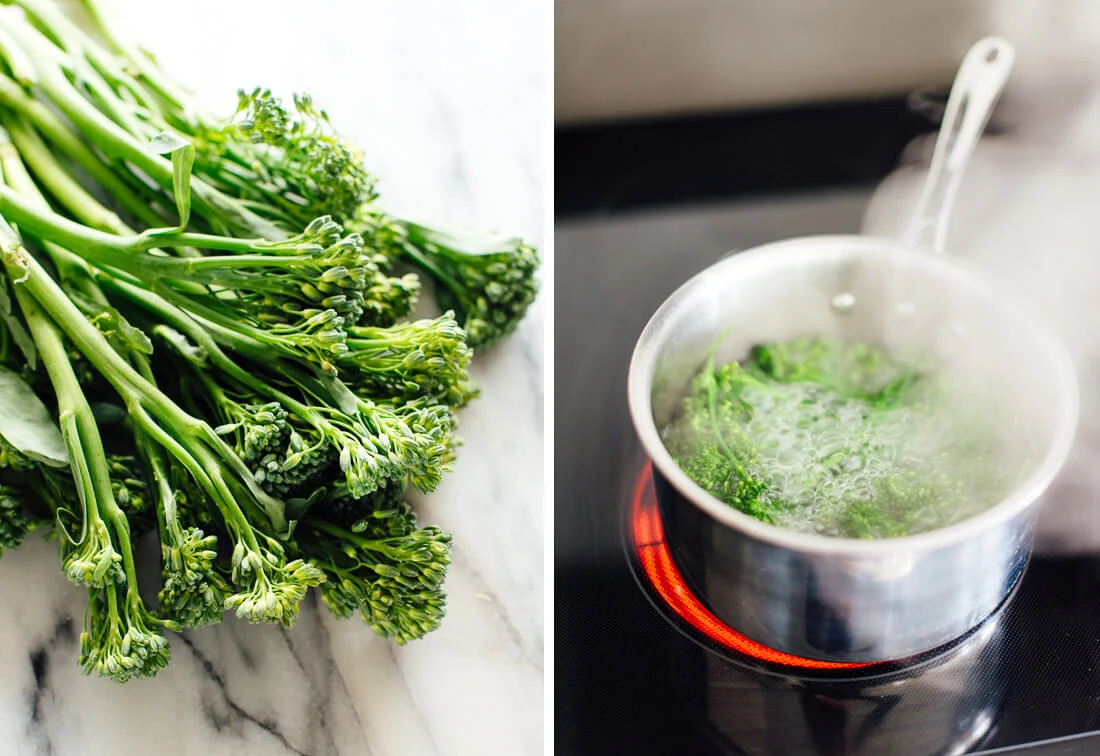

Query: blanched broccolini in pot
[[665, 336, 1020, 539]]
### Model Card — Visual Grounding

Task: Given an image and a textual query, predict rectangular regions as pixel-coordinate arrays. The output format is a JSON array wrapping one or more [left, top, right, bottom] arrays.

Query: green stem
[[94, 272, 353, 465], [71, 59, 155, 142], [126, 402, 260, 552], [5, 18, 283, 239], [305, 517, 404, 558], [0, 74, 165, 227], [1, 119, 197, 259], [8, 260, 139, 586], [0, 181, 291, 271], [10, 2, 156, 141], [0, 233, 288, 533], [0, 116, 130, 234], [0, 129, 101, 287], [140, 433, 179, 541], [0, 24, 36, 86], [400, 241, 467, 307]]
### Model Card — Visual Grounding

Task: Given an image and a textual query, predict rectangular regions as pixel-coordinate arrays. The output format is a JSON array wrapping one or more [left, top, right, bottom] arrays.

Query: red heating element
[[631, 463, 874, 670]]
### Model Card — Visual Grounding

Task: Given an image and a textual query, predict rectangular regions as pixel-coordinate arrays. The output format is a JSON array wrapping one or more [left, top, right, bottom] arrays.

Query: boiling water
[[662, 341, 1031, 539]]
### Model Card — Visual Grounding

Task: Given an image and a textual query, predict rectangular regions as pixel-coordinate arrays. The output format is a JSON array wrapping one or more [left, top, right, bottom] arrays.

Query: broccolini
[[0, 0, 539, 682], [665, 336, 1018, 539]]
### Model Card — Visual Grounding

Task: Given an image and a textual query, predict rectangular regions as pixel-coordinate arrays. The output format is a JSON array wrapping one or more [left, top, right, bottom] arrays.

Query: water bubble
[[831, 292, 856, 313]]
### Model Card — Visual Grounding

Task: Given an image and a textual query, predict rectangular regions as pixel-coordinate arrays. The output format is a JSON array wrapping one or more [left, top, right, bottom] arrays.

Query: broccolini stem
[[0, 74, 165, 227], [0, 25, 35, 87], [5, 254, 141, 590], [0, 236, 289, 533], [0, 115, 132, 235], [96, 272, 356, 430], [95, 275, 342, 437], [126, 359, 186, 546], [94, 273, 274, 378], [138, 433, 180, 544], [0, 181, 319, 267], [305, 517, 412, 558], [0, 118, 200, 260], [2, 19, 283, 239], [0, 127, 112, 292], [399, 241, 466, 305], [125, 402, 262, 553], [7, 0, 156, 107]]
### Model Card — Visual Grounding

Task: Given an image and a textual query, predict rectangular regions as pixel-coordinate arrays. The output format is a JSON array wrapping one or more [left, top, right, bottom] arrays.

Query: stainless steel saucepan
[[627, 38, 1079, 664]]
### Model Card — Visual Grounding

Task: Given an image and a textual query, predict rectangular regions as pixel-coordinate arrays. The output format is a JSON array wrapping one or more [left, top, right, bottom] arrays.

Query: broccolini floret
[[395, 221, 540, 349], [0, 483, 35, 554], [304, 483, 452, 644]]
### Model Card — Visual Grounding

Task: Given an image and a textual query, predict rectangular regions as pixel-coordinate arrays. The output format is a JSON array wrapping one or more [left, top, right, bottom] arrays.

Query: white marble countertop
[[0, 1, 544, 754]]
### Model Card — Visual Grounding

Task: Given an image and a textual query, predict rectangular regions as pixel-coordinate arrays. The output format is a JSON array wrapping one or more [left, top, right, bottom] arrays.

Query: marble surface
[[0, 1, 545, 754]]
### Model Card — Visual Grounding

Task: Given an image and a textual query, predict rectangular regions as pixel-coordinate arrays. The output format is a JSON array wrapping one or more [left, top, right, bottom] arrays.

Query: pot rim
[[627, 234, 1080, 556]]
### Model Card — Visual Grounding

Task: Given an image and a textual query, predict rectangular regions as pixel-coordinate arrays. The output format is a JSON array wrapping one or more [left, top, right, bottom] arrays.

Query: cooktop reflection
[[555, 192, 1100, 756]]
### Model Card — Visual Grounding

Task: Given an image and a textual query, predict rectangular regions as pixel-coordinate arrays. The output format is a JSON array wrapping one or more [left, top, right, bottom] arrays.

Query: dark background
[[556, 98, 937, 221]]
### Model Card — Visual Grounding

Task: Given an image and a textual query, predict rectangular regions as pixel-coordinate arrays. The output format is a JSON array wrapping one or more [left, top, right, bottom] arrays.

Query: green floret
[[359, 253, 421, 328], [203, 87, 377, 230], [224, 534, 325, 626], [79, 584, 172, 683], [313, 478, 408, 533], [283, 394, 457, 499], [342, 312, 477, 408], [154, 312, 458, 500], [0, 483, 34, 553], [389, 396, 459, 494], [253, 424, 333, 498], [304, 502, 452, 645], [107, 452, 154, 538], [212, 398, 289, 466], [170, 333, 454, 500], [339, 212, 421, 326], [140, 439, 229, 629], [395, 221, 540, 349], [157, 522, 228, 629], [62, 516, 124, 587]]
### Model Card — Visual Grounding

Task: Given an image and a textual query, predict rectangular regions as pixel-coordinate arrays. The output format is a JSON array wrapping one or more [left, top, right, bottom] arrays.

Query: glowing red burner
[[631, 463, 874, 671]]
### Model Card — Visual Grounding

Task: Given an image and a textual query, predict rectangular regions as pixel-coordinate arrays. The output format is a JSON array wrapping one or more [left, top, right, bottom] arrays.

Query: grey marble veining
[[0, 1, 544, 754]]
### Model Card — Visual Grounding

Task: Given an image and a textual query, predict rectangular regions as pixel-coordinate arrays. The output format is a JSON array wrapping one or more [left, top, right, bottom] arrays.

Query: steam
[[863, 13, 1100, 552]]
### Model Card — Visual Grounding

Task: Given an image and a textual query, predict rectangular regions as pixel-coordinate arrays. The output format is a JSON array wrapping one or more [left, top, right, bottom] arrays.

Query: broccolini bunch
[[0, 0, 537, 682]]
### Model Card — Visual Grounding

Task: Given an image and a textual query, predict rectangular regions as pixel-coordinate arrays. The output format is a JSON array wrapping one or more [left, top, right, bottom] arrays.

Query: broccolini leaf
[[0, 364, 67, 467]]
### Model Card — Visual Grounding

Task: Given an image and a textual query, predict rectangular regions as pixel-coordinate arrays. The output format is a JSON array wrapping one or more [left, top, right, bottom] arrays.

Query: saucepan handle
[[902, 37, 1015, 253]]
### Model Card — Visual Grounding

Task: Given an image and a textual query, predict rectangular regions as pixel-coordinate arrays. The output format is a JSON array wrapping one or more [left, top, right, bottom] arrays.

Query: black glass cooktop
[[555, 176, 1100, 755]]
